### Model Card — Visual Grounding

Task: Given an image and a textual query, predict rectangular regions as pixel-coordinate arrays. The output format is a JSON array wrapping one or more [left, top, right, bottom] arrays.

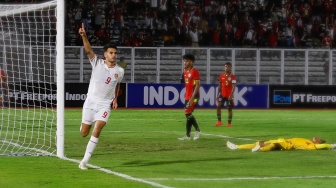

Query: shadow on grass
[[121, 157, 245, 167]]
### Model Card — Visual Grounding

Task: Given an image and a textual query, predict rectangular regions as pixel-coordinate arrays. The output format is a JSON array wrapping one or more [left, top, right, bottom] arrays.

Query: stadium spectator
[[255, 19, 267, 47], [211, 24, 221, 47], [165, 19, 181, 46], [188, 23, 201, 56], [299, 3, 311, 25], [321, 30, 332, 48], [112, 3, 124, 31], [221, 18, 233, 47], [311, 18, 322, 47], [93, 6, 104, 33], [331, 18, 336, 41], [199, 15, 210, 46], [267, 29, 279, 58], [244, 26, 256, 47], [60, 0, 336, 49], [227, 137, 336, 152], [285, 24, 295, 48], [73, 3, 82, 28], [267, 29, 278, 47], [217, 1, 227, 24], [81, 4, 90, 31]]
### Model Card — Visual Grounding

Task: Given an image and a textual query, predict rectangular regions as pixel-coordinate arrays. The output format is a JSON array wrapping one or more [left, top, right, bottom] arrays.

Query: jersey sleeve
[[194, 69, 200, 80], [118, 67, 124, 83], [89, 54, 99, 68], [231, 74, 237, 84], [218, 74, 223, 83]]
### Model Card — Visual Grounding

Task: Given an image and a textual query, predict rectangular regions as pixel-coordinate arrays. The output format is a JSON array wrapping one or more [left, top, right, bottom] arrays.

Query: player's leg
[[252, 141, 278, 152], [238, 143, 257, 150], [179, 100, 198, 140], [315, 144, 335, 150], [80, 105, 110, 170], [80, 99, 95, 137], [215, 95, 224, 126], [258, 144, 277, 152], [227, 141, 258, 150], [188, 99, 200, 131], [226, 99, 234, 127], [187, 99, 201, 140]]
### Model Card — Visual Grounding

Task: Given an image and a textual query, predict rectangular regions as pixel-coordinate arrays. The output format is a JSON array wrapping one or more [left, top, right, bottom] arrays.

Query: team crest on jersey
[[114, 74, 118, 79], [188, 73, 191, 77], [228, 77, 231, 81]]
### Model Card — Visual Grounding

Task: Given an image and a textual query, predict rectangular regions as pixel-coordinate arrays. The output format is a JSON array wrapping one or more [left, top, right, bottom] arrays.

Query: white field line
[[59, 130, 255, 188], [145, 176, 336, 181], [62, 157, 173, 188], [61, 130, 336, 187]]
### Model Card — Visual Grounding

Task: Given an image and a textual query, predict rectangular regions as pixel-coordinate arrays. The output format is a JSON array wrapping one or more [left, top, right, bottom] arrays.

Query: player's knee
[[185, 113, 193, 120], [80, 124, 90, 137], [80, 129, 89, 137]]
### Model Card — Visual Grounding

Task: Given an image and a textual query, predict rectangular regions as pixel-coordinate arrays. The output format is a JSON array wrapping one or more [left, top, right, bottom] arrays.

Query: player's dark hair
[[183, 54, 195, 62], [103, 43, 118, 52], [225, 62, 232, 67]]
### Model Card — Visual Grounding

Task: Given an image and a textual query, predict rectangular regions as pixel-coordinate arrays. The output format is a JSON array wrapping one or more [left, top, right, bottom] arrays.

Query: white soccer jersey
[[86, 55, 124, 104]]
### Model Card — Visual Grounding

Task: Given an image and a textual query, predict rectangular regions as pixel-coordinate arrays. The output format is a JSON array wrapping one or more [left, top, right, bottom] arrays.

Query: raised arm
[[78, 23, 95, 60]]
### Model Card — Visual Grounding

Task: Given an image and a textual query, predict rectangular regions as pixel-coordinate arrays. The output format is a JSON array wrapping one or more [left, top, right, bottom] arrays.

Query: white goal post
[[0, 1, 64, 158]]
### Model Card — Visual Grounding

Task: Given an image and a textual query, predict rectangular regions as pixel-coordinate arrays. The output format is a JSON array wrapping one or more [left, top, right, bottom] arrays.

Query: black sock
[[228, 116, 232, 124], [217, 114, 221, 121], [189, 114, 200, 132], [186, 114, 193, 137]]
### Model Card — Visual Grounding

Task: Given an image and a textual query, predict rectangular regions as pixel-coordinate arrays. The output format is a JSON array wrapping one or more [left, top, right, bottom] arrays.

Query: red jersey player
[[178, 54, 201, 141], [321, 30, 332, 48], [0, 67, 9, 107], [215, 62, 236, 127]]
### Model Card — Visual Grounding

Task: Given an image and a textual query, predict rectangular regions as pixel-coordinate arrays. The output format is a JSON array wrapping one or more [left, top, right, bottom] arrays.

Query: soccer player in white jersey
[[78, 23, 124, 170]]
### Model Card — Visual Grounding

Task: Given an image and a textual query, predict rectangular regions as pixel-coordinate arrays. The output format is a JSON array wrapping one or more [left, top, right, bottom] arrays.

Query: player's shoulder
[[231, 73, 237, 78], [192, 67, 200, 73]]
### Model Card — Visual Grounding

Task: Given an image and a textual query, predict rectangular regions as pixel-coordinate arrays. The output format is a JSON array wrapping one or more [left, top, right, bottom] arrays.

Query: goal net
[[0, 1, 62, 156]]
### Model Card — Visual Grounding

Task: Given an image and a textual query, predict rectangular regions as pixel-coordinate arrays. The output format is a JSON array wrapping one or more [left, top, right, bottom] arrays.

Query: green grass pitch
[[1, 109, 336, 188]]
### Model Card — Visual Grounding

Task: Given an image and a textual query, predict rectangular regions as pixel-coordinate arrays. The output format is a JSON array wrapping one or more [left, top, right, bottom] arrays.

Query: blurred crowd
[[5, 0, 336, 48]]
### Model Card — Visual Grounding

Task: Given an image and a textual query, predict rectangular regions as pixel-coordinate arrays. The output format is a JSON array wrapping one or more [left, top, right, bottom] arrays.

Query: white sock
[[81, 135, 99, 164]]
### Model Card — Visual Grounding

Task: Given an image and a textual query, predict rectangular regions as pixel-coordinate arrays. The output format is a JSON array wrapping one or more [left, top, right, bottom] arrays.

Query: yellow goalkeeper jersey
[[266, 138, 316, 150]]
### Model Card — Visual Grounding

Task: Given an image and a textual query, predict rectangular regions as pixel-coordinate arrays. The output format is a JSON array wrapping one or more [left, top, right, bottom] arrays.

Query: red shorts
[[184, 99, 198, 114]]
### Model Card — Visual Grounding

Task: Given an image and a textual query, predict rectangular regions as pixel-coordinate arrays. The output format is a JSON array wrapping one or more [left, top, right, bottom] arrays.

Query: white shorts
[[81, 98, 111, 125]]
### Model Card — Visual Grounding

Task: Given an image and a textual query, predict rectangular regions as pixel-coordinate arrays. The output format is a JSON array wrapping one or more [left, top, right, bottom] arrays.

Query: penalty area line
[[63, 157, 173, 188]]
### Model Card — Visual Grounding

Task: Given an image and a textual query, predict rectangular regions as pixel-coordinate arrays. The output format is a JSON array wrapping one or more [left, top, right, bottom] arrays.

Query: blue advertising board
[[127, 83, 268, 108]]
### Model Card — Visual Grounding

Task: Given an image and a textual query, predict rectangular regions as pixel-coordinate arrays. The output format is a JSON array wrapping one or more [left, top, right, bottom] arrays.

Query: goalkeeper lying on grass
[[227, 137, 336, 152]]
